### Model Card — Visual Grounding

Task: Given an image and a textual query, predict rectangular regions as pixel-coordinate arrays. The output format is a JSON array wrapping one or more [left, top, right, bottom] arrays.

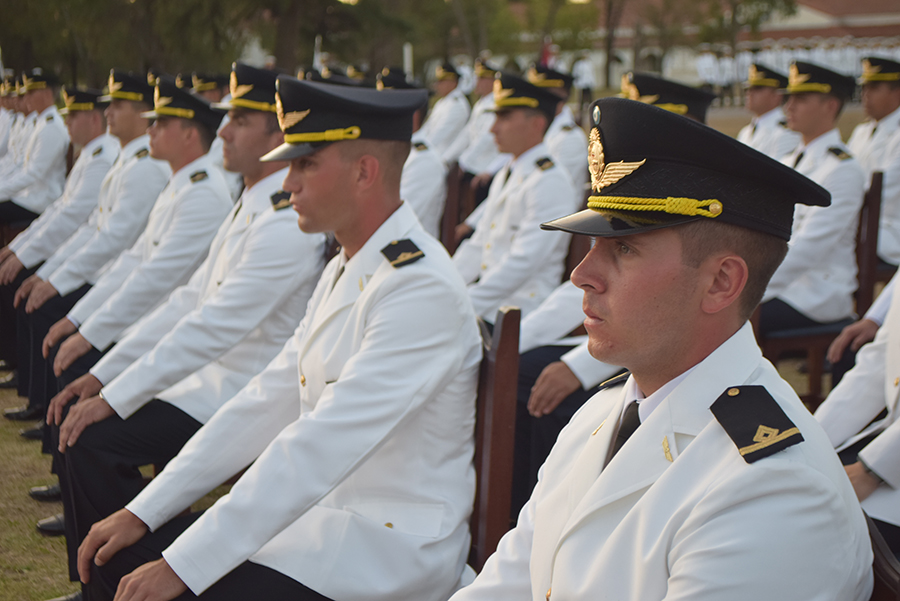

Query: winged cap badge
[[588, 125, 646, 193], [62, 89, 72, 106], [861, 59, 880, 77], [748, 65, 761, 80], [154, 87, 172, 107], [230, 71, 253, 99], [275, 94, 310, 131], [788, 64, 810, 87], [493, 78, 513, 101], [620, 75, 659, 105], [108, 74, 123, 93]]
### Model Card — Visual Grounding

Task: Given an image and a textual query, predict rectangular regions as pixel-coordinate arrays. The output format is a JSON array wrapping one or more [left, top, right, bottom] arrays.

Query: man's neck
[[511, 139, 542, 160], [168, 148, 204, 175], [115, 131, 142, 149], [335, 198, 401, 259], [801, 125, 833, 146], [243, 162, 284, 190]]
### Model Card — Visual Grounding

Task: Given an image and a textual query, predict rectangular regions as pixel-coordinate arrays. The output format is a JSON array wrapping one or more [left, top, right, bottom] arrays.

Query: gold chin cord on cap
[[284, 126, 361, 143], [587, 196, 724, 219]]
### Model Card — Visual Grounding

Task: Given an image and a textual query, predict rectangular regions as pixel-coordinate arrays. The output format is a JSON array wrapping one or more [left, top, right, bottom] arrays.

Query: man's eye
[[616, 242, 632, 254]]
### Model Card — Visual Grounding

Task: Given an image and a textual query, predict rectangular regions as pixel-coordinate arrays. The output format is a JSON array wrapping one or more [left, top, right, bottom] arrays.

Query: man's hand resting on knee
[[48, 373, 103, 426], [114, 558, 188, 601], [78, 509, 149, 583]]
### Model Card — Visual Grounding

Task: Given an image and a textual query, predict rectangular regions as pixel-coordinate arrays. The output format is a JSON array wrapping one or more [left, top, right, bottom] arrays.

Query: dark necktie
[[792, 151, 805, 168], [871, 125, 878, 137], [751, 121, 757, 136], [608, 401, 641, 461]]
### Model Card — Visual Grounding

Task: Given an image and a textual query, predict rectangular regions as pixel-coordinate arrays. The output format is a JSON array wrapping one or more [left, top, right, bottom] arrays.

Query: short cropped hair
[[337, 139, 411, 190], [676, 219, 789, 319], [181, 119, 216, 152]]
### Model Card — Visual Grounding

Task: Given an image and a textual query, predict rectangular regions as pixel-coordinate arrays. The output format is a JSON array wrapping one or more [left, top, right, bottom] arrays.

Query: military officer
[[0, 89, 118, 391], [189, 73, 230, 103], [760, 62, 865, 334], [42, 75, 232, 385], [816, 267, 900, 553], [450, 96, 873, 601], [6, 71, 169, 423], [736, 64, 801, 159], [0, 76, 15, 159], [0, 78, 39, 179], [418, 62, 471, 156], [42, 62, 326, 584], [377, 67, 447, 237], [847, 57, 900, 265], [0, 69, 69, 225], [526, 64, 588, 193], [443, 58, 503, 185], [77, 75, 481, 601], [453, 72, 577, 321]]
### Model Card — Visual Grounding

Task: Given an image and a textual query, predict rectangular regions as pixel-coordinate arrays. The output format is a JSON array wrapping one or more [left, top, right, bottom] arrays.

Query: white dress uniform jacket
[[545, 106, 588, 193], [817, 283, 900, 527], [125, 202, 482, 600], [848, 105, 900, 264], [37, 135, 170, 295], [67, 154, 232, 350], [401, 133, 447, 237], [0, 111, 36, 178], [0, 104, 69, 213], [8, 133, 119, 269], [419, 87, 471, 156], [765, 129, 865, 322], [443, 93, 501, 174], [736, 106, 800, 161], [0, 107, 12, 158], [452, 323, 873, 601], [90, 168, 326, 423], [453, 142, 577, 320]]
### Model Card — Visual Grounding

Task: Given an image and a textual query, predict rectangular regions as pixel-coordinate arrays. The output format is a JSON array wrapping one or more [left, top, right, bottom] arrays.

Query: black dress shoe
[[29, 483, 62, 502], [21, 420, 46, 440], [46, 591, 82, 601], [0, 370, 17, 388], [36, 512, 65, 536], [3, 404, 43, 421]]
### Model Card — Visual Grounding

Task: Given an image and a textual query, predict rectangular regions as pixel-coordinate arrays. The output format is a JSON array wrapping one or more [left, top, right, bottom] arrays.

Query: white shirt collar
[[623, 363, 699, 423]]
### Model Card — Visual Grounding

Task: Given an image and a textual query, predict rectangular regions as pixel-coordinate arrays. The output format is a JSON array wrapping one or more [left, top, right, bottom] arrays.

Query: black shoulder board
[[710, 385, 804, 464], [134, 148, 150, 159], [270, 190, 291, 211], [828, 147, 852, 160], [778, 120, 788, 128], [381, 239, 424, 267], [561, 124, 575, 131], [190, 170, 209, 183], [597, 370, 629, 391], [536, 157, 554, 171], [92, 147, 103, 157], [46, 115, 54, 122], [413, 141, 428, 151]]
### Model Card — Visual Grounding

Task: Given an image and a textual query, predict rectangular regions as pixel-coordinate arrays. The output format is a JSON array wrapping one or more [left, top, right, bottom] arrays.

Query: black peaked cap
[[785, 61, 856, 99], [100, 70, 154, 104], [621, 72, 716, 123], [262, 76, 427, 162], [141, 76, 225, 132], [541, 97, 830, 240], [213, 63, 278, 113], [61, 88, 107, 114], [745, 63, 789, 89]]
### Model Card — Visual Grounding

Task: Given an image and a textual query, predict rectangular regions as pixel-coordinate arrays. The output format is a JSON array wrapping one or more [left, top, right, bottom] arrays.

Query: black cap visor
[[261, 140, 332, 162], [541, 208, 700, 237]]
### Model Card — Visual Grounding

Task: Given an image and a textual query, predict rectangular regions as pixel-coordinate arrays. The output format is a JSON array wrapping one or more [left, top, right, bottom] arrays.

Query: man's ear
[[700, 254, 748, 316], [354, 153, 381, 191]]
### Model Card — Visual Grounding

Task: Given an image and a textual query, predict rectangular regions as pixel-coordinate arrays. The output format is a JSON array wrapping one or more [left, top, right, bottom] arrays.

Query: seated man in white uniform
[[847, 57, 900, 267], [816, 272, 900, 554], [41, 61, 326, 587], [452, 72, 577, 322], [377, 67, 447, 238], [0, 68, 69, 226], [759, 62, 865, 335], [736, 64, 801, 159], [526, 65, 588, 193], [450, 96, 873, 601], [418, 62, 470, 156], [76, 75, 482, 601]]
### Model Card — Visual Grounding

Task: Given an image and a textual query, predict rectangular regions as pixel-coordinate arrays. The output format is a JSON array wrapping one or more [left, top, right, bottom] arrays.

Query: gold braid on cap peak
[[588, 195, 724, 219], [284, 126, 361, 143]]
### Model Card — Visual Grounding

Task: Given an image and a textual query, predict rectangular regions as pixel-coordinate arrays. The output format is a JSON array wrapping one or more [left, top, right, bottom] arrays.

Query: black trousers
[[55, 399, 202, 581], [17, 283, 91, 409], [0, 199, 39, 225], [87, 512, 333, 601], [757, 298, 825, 336], [0, 263, 38, 368], [510, 344, 603, 519]]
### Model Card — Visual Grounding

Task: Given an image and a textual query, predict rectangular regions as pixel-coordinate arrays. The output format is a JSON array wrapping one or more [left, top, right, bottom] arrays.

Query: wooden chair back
[[856, 171, 884, 316], [868, 512, 900, 601], [469, 306, 521, 572], [442, 162, 463, 254]]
